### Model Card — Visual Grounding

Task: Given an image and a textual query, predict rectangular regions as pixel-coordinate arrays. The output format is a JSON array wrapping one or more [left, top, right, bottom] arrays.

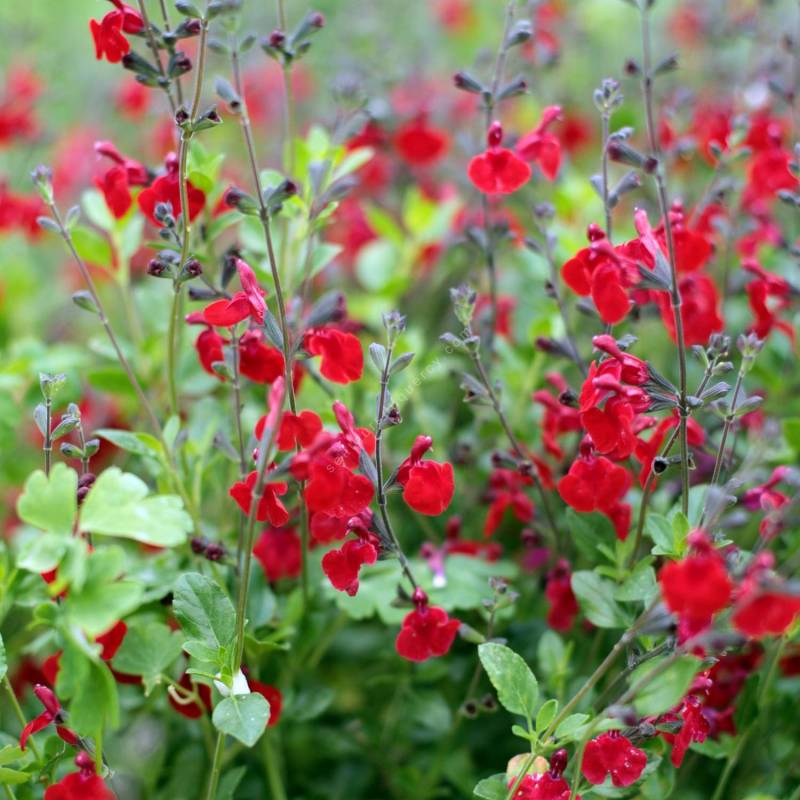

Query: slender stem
[[135, 0, 177, 114], [601, 113, 612, 240], [230, 327, 248, 575], [262, 731, 289, 800], [375, 341, 419, 590], [4, 676, 42, 762], [169, 18, 209, 416], [468, 344, 561, 548], [708, 365, 745, 489], [43, 398, 52, 476], [640, 5, 690, 516], [204, 730, 226, 800]]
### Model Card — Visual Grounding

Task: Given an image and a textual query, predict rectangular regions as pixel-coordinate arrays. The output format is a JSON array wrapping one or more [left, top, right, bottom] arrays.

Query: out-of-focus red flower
[[116, 78, 150, 119], [658, 531, 732, 630], [395, 591, 460, 662], [229, 471, 289, 527], [44, 751, 116, 800], [0, 66, 40, 147], [661, 695, 710, 767], [483, 468, 534, 536], [0, 183, 44, 240], [19, 685, 79, 751], [95, 165, 132, 218], [581, 731, 647, 787], [690, 103, 731, 164], [732, 556, 800, 639], [304, 327, 363, 384], [468, 121, 531, 195], [743, 147, 799, 208], [517, 106, 562, 181], [545, 559, 578, 631], [394, 116, 450, 166], [253, 526, 303, 582]]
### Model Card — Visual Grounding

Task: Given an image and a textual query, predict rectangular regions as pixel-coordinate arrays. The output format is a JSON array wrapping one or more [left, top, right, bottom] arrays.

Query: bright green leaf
[[174, 573, 236, 651], [212, 693, 270, 747], [632, 655, 701, 717], [571, 571, 629, 628], [16, 464, 77, 537], [478, 643, 538, 719]]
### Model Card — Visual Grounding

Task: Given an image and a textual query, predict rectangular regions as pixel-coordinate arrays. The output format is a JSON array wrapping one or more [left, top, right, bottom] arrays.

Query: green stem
[[262, 731, 289, 800], [3, 676, 42, 762], [43, 398, 52, 476], [204, 731, 225, 800], [134, 0, 177, 113]]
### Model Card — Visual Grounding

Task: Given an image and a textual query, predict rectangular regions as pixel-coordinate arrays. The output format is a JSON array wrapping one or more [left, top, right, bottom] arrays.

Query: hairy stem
[[135, 0, 177, 113]]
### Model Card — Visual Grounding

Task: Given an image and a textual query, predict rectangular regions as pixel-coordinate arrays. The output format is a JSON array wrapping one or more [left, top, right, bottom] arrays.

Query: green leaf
[[16, 464, 77, 537], [0, 767, 31, 785], [71, 226, 113, 268], [478, 643, 538, 719], [112, 622, 184, 693], [632, 655, 702, 716], [79, 467, 191, 547], [212, 693, 270, 747], [81, 189, 114, 231], [473, 774, 507, 800], [554, 713, 590, 741], [571, 571, 629, 628], [671, 512, 690, 556], [566, 509, 615, 560], [174, 573, 236, 651], [68, 578, 144, 637], [537, 630, 566, 678], [355, 240, 398, 292], [95, 429, 163, 458], [536, 698, 558, 732], [615, 561, 657, 603], [16, 533, 69, 573], [783, 417, 800, 454], [646, 513, 675, 556]]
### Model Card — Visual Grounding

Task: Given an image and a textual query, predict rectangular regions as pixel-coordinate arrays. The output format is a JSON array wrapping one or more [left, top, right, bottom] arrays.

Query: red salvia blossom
[[137, 155, 205, 225], [743, 259, 795, 346], [511, 773, 575, 800], [304, 327, 364, 384], [634, 411, 704, 487], [0, 183, 45, 239], [581, 731, 647, 787], [561, 224, 641, 325], [743, 146, 798, 209], [742, 465, 791, 539], [0, 67, 40, 148], [238, 329, 286, 384], [661, 694, 710, 767], [557, 442, 632, 539], [253, 526, 303, 582], [256, 409, 323, 452], [468, 121, 532, 195], [396, 590, 460, 662], [96, 166, 132, 218], [732, 554, 800, 639], [516, 105, 562, 181], [89, 1, 143, 64], [203, 259, 267, 327], [653, 272, 723, 346], [545, 559, 579, 632], [322, 537, 379, 596], [658, 532, 732, 630], [393, 115, 451, 166], [229, 470, 289, 527], [44, 751, 116, 800], [533, 373, 582, 460], [19, 685, 79, 751], [483, 468, 534, 536], [249, 679, 283, 726], [396, 435, 455, 516]]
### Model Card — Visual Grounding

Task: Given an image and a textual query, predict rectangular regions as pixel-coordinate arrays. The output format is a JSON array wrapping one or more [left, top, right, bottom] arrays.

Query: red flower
[[322, 538, 378, 596], [662, 695, 710, 767], [468, 121, 532, 195], [581, 731, 647, 787], [658, 533, 732, 625], [511, 772, 576, 800], [250, 680, 283, 726], [95, 166, 132, 218], [743, 147, 798, 208], [395, 592, 460, 662], [733, 589, 800, 640], [203, 259, 267, 327], [90, 14, 130, 64], [96, 620, 127, 660], [483, 468, 534, 536], [396, 435, 455, 516], [394, 116, 450, 166], [545, 559, 579, 632], [654, 272, 723, 346], [304, 462, 374, 518], [561, 225, 641, 325], [137, 167, 205, 226], [304, 327, 363, 384], [239, 329, 285, 384], [94, 140, 149, 185], [116, 78, 150, 118], [229, 470, 289, 527], [557, 443, 632, 539], [168, 673, 212, 719], [533, 373, 582, 460], [19, 685, 79, 751], [253, 526, 303, 582], [516, 105, 562, 181], [0, 67, 40, 147], [44, 751, 116, 800], [269, 410, 323, 451]]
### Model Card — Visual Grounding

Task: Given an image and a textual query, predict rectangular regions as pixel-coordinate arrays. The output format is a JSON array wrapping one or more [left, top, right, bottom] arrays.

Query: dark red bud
[[487, 120, 503, 148]]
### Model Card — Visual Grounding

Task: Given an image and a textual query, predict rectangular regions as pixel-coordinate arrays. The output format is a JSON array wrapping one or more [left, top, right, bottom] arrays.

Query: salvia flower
[[137, 155, 205, 225], [90, 2, 144, 64], [20, 685, 79, 750], [545, 559, 579, 632], [304, 327, 364, 384], [229, 470, 289, 527], [396, 435, 455, 516], [253, 526, 302, 582], [516, 105, 563, 180], [322, 536, 379, 596], [395, 590, 460, 662], [661, 694, 710, 767], [44, 751, 116, 800], [510, 772, 577, 800], [732, 554, 800, 639], [393, 115, 451, 166], [468, 121, 532, 195], [581, 731, 647, 787]]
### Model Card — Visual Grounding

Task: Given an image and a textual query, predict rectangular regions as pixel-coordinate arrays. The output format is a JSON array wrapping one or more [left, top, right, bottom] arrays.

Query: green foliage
[[212, 694, 271, 747], [478, 643, 539, 721]]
